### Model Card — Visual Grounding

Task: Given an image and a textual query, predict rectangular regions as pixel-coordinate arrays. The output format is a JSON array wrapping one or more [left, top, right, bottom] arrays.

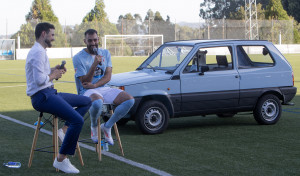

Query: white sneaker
[[91, 126, 98, 143], [58, 128, 65, 144], [53, 158, 79, 174], [101, 123, 114, 145]]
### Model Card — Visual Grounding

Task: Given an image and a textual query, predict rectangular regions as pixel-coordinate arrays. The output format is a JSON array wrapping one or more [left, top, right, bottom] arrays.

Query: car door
[[180, 45, 240, 113]]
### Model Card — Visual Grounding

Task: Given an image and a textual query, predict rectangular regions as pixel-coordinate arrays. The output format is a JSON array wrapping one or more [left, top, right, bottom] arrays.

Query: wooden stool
[[95, 104, 124, 161], [28, 112, 84, 169]]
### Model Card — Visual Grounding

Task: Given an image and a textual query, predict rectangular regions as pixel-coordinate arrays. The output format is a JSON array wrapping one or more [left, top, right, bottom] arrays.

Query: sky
[[0, 0, 202, 36]]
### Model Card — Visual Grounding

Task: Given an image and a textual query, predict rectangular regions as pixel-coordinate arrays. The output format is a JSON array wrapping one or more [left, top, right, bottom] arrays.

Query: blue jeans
[[31, 87, 91, 155]]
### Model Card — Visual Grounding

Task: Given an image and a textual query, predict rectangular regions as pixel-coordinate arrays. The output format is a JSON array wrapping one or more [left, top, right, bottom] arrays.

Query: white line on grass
[[0, 85, 27, 88], [0, 113, 172, 176], [0, 81, 75, 89]]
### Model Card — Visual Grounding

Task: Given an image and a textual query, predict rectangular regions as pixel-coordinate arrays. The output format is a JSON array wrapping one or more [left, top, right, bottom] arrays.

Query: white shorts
[[83, 87, 123, 104]]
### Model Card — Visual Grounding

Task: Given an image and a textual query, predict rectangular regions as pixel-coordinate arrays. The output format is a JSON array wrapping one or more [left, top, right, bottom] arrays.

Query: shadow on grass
[[1, 95, 299, 137]]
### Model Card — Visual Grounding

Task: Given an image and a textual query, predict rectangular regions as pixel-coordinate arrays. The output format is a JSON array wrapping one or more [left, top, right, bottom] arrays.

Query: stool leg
[[97, 118, 102, 161], [53, 116, 59, 172], [113, 123, 124, 156], [110, 110, 124, 156], [76, 142, 84, 166], [28, 115, 42, 168]]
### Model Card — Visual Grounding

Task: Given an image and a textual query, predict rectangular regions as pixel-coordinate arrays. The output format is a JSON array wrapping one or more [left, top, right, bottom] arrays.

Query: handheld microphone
[[93, 48, 102, 65], [60, 60, 66, 69], [56, 60, 66, 80]]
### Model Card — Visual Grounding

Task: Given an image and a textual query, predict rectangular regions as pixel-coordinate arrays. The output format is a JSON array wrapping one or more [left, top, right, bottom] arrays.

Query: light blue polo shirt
[[73, 48, 112, 95]]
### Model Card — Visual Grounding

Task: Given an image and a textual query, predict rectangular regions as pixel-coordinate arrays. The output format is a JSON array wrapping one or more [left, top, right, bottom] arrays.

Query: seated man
[[26, 22, 91, 174], [59, 29, 134, 145]]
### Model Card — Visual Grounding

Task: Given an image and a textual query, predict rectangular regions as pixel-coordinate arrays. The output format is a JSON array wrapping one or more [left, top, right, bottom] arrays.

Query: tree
[[199, 0, 244, 19], [11, 0, 66, 48], [265, 0, 289, 20], [229, 3, 265, 20], [71, 0, 119, 47], [281, 0, 300, 23], [82, 0, 107, 22], [199, 0, 269, 20], [154, 12, 164, 21], [25, 0, 58, 22]]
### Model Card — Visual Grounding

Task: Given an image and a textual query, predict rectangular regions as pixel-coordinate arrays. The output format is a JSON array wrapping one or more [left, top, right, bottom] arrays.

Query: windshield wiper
[[165, 70, 174, 74], [145, 63, 156, 72]]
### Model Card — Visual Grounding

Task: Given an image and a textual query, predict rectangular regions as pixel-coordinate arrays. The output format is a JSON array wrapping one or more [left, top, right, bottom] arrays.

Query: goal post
[[103, 35, 163, 56]]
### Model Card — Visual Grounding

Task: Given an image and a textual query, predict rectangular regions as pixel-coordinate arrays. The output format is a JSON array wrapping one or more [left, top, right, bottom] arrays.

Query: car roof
[[164, 39, 269, 46]]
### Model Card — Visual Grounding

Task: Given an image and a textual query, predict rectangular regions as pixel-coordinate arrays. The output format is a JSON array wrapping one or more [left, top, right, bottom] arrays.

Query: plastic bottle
[[34, 121, 44, 126], [3, 162, 21, 168], [101, 140, 109, 151]]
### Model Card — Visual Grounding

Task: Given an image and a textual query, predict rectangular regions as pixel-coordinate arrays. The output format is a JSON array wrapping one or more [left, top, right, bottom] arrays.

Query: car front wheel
[[135, 100, 169, 134], [253, 94, 282, 125]]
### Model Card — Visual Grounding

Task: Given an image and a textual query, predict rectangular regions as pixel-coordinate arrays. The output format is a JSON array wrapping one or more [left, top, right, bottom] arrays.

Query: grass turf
[[0, 54, 299, 176]]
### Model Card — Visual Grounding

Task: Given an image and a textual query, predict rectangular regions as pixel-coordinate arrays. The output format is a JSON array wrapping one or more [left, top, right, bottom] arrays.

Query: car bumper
[[280, 87, 297, 104]]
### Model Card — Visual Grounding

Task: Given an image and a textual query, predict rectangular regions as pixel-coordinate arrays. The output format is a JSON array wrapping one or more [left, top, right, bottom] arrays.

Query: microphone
[[59, 60, 66, 69], [93, 48, 102, 65], [55, 60, 66, 80]]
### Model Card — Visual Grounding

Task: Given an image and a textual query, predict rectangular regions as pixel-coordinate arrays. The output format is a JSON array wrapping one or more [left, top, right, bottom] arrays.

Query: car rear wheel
[[253, 94, 282, 125], [135, 100, 169, 134]]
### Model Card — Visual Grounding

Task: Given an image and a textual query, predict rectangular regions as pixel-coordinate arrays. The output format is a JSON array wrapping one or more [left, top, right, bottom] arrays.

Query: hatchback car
[[109, 40, 297, 134]]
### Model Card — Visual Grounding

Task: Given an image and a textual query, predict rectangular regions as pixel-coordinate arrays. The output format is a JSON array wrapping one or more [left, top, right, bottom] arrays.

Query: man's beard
[[87, 45, 98, 54], [45, 39, 52, 48]]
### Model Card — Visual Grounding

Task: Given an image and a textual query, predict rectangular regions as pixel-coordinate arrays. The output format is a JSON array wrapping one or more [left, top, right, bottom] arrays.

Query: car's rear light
[[292, 72, 294, 86]]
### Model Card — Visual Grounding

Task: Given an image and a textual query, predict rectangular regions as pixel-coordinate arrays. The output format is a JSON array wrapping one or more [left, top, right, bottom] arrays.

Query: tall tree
[[12, 0, 66, 48], [199, 0, 244, 19], [82, 0, 107, 22], [154, 12, 164, 21], [199, 0, 269, 20], [265, 0, 289, 20], [71, 0, 118, 47], [25, 0, 58, 22], [281, 0, 300, 23]]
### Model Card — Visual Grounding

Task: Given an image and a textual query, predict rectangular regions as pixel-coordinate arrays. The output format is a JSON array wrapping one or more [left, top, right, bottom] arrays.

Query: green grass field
[[0, 54, 299, 176]]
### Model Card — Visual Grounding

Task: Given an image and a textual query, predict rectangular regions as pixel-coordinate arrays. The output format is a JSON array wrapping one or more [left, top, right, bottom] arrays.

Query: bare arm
[[81, 67, 112, 89], [79, 55, 102, 83]]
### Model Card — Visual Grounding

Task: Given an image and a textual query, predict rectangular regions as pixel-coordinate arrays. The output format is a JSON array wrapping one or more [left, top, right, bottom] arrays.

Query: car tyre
[[253, 94, 282, 125], [135, 100, 169, 134]]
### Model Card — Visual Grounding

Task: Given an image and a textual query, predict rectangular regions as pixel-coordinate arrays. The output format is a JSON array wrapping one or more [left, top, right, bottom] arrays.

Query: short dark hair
[[84, 29, 98, 37], [35, 22, 55, 39]]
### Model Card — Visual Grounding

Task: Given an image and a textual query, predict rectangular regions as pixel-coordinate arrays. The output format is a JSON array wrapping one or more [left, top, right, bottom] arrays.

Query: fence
[[4, 19, 297, 59]]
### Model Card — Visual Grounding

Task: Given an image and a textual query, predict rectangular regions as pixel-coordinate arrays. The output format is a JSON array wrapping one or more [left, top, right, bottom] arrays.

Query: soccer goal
[[102, 35, 163, 56], [0, 39, 15, 60]]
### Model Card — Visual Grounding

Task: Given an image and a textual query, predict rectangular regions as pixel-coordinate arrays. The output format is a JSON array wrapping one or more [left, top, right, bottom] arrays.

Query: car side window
[[183, 46, 233, 73], [237, 45, 275, 69]]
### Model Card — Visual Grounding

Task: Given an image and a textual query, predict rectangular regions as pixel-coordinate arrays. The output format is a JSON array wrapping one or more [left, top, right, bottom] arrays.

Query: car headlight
[[109, 85, 125, 90]]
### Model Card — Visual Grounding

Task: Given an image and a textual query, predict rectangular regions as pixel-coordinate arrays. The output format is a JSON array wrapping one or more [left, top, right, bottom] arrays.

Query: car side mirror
[[262, 48, 269, 55]]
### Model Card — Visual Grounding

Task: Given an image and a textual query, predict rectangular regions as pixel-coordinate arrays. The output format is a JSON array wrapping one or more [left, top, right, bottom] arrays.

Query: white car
[[109, 40, 297, 134]]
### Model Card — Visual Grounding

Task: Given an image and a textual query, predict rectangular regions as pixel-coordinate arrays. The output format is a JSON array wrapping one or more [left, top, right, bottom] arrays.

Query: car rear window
[[237, 45, 275, 69]]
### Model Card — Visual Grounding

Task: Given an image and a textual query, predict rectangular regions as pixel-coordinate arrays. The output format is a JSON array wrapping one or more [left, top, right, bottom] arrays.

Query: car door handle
[[235, 75, 239, 78]]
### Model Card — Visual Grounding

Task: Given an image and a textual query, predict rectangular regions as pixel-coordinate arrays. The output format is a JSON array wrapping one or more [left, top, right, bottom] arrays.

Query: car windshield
[[140, 45, 193, 72]]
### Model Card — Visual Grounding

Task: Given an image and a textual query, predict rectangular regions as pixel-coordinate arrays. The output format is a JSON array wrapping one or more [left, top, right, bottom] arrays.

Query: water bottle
[[3, 162, 21, 168], [101, 140, 109, 151], [34, 121, 44, 126]]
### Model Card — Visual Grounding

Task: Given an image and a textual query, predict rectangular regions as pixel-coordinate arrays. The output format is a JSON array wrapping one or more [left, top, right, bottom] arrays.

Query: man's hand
[[93, 55, 103, 66], [54, 64, 67, 73], [82, 82, 96, 89], [49, 69, 64, 81]]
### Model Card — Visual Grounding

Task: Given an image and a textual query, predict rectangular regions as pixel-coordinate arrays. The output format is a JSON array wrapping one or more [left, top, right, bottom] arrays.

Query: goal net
[[0, 39, 15, 60], [102, 35, 163, 56]]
